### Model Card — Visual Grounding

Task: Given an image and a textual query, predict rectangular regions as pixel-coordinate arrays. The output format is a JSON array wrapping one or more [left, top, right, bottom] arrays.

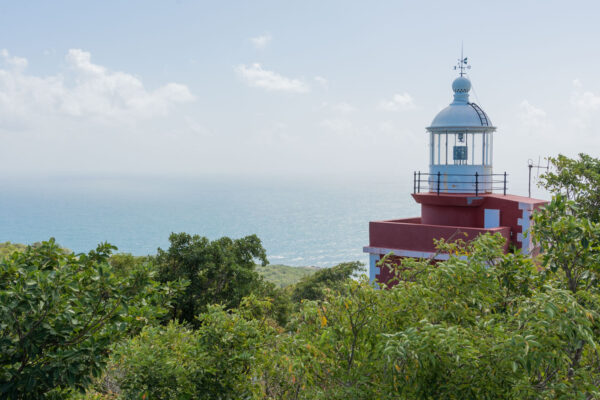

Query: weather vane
[[453, 44, 471, 77]]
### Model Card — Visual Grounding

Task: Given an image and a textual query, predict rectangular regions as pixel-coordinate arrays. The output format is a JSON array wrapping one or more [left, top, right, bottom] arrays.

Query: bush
[[0, 239, 172, 399], [114, 306, 267, 400]]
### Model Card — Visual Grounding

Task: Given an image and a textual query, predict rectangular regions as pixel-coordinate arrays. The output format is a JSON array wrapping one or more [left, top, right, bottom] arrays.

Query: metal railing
[[413, 171, 508, 196]]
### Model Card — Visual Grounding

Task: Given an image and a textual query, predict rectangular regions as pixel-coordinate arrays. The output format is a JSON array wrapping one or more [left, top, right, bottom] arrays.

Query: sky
[[1, 0, 600, 189]]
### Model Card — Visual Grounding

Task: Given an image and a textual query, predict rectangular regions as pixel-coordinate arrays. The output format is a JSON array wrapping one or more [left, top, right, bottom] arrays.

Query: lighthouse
[[363, 57, 547, 285]]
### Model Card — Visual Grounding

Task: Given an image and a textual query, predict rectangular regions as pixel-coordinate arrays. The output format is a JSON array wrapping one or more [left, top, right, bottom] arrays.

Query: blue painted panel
[[484, 209, 500, 228]]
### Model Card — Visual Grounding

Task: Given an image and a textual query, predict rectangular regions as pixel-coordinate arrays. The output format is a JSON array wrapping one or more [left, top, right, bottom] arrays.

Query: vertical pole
[[503, 172, 507, 196], [490, 132, 494, 166], [437, 134, 440, 165], [482, 133, 485, 166], [485, 133, 488, 165], [475, 172, 479, 196], [445, 132, 448, 165], [418, 171, 421, 193], [413, 171, 416, 194], [471, 133, 475, 165], [528, 164, 532, 197], [430, 132, 434, 167], [437, 171, 441, 196]]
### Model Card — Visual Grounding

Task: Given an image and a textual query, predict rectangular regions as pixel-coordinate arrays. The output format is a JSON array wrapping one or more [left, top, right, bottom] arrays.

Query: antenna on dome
[[454, 42, 471, 77]]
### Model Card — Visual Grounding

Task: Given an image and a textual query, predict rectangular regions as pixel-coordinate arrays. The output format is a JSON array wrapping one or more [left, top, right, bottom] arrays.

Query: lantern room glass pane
[[472, 133, 483, 165], [452, 132, 468, 165], [430, 131, 492, 166]]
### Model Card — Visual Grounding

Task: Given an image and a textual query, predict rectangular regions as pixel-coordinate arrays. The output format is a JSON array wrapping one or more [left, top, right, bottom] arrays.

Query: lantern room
[[425, 75, 496, 194]]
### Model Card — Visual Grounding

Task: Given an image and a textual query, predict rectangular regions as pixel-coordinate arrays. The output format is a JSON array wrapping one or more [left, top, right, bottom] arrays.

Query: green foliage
[[108, 253, 152, 275], [0, 242, 27, 260], [261, 234, 600, 399], [251, 280, 293, 327], [533, 154, 600, 295], [533, 195, 600, 293], [281, 278, 385, 399], [257, 264, 319, 288], [114, 305, 271, 400], [155, 233, 268, 326], [0, 242, 70, 262], [290, 261, 363, 303], [72, 231, 600, 399], [540, 153, 600, 222], [381, 239, 597, 399], [0, 239, 174, 399]]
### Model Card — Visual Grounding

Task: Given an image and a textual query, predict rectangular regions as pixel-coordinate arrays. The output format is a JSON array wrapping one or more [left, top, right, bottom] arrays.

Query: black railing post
[[417, 171, 421, 193], [437, 172, 441, 195], [413, 171, 416, 194], [503, 172, 507, 195], [475, 172, 479, 196]]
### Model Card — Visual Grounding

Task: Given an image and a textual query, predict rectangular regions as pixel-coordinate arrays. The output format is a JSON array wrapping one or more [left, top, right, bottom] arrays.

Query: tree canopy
[[539, 153, 600, 222], [155, 232, 268, 325], [0, 239, 177, 399]]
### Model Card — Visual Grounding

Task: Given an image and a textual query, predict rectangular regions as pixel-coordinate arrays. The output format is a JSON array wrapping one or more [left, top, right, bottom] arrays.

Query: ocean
[[0, 175, 422, 267], [0, 174, 543, 267]]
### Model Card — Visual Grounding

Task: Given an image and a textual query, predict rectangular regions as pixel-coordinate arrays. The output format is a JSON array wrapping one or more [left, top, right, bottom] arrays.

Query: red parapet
[[369, 218, 511, 253]]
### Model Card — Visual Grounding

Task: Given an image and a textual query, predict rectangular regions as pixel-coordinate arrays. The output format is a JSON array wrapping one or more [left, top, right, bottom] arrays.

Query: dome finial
[[453, 42, 471, 77]]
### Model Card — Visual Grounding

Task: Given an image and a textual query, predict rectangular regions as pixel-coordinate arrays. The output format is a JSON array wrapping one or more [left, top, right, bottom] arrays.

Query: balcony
[[367, 217, 511, 254], [414, 170, 508, 195]]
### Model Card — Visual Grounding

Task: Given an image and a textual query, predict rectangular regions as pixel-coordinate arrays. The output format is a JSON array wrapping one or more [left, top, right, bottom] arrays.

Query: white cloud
[[1, 49, 28, 69], [314, 76, 328, 88], [378, 121, 395, 134], [518, 100, 550, 129], [236, 63, 309, 93], [250, 34, 272, 49], [571, 90, 600, 112], [332, 102, 355, 114], [570, 80, 600, 129], [319, 118, 353, 133], [184, 116, 212, 137], [0, 49, 195, 126], [379, 92, 415, 111]]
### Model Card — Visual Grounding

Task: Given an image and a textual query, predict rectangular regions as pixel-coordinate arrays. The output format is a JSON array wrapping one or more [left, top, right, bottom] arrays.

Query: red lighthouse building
[[364, 62, 546, 285]]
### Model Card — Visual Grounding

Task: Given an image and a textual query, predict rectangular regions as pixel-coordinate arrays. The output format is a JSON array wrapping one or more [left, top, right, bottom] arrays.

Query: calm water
[[0, 175, 421, 267], [0, 174, 544, 267]]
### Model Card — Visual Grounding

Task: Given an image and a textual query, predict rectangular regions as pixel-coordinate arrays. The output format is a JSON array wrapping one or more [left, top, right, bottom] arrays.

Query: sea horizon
[[0, 172, 547, 268]]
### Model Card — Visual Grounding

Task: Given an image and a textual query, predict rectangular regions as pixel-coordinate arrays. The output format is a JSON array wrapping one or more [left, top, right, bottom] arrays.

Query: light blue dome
[[427, 76, 495, 132], [452, 76, 471, 93]]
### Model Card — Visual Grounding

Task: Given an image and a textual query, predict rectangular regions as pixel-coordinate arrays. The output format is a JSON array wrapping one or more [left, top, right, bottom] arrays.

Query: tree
[[0, 239, 171, 399], [155, 233, 268, 325], [381, 235, 598, 399], [532, 154, 600, 295], [259, 234, 600, 399], [532, 195, 600, 294], [290, 261, 363, 304], [113, 305, 271, 400], [539, 153, 600, 222]]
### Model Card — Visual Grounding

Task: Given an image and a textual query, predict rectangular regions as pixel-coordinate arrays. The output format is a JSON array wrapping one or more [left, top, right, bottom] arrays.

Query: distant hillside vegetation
[[0, 241, 71, 260], [257, 264, 320, 288], [1, 242, 318, 288], [0, 242, 28, 259]]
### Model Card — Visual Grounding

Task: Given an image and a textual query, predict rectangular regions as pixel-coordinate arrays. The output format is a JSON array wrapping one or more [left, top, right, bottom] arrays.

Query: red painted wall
[[411, 193, 547, 248], [421, 204, 482, 227], [369, 220, 511, 252]]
